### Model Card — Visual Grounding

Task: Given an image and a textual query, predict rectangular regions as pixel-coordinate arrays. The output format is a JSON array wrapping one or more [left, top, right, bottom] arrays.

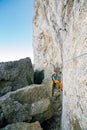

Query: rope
[[64, 52, 87, 63]]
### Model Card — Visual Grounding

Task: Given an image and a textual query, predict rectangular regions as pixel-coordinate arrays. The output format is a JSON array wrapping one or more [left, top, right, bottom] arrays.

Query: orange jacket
[[54, 80, 62, 90]]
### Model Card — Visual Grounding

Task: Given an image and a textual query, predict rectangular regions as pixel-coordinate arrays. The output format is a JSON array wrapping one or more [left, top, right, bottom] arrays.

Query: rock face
[[42, 88, 62, 130], [1, 121, 43, 130], [33, 0, 64, 78], [0, 57, 34, 94], [33, 0, 87, 130], [0, 84, 53, 128]]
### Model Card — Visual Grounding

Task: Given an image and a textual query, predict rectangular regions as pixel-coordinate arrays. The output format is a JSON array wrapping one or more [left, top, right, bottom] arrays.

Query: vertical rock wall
[[33, 0, 87, 130], [62, 1, 87, 130], [33, 0, 65, 78]]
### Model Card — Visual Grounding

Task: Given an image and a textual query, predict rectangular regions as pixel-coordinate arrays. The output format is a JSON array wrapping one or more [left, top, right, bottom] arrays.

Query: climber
[[52, 71, 62, 91]]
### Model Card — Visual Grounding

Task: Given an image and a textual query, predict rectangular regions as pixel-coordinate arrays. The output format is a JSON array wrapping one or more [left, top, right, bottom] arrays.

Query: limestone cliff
[[33, 0, 87, 130]]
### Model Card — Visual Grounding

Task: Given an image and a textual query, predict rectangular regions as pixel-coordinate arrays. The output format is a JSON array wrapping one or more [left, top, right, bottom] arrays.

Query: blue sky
[[0, 0, 34, 63]]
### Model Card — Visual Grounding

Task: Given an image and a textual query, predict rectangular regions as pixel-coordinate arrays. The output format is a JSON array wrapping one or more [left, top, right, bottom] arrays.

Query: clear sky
[[0, 0, 34, 63]]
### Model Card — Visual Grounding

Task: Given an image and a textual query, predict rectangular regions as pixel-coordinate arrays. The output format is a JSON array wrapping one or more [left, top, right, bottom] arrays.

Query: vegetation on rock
[[34, 70, 44, 84]]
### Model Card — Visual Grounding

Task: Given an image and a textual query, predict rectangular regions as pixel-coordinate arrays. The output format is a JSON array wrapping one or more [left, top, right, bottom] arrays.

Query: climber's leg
[[54, 80, 62, 90]]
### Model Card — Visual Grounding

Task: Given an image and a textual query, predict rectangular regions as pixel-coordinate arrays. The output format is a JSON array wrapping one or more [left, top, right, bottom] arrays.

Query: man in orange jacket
[[52, 71, 62, 91]]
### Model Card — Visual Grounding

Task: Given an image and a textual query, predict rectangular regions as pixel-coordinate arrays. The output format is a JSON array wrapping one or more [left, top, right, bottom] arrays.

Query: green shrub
[[34, 70, 44, 84]]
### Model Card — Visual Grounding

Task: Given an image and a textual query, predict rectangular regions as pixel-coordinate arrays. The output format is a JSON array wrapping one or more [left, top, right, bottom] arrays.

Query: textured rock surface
[[1, 121, 43, 130], [62, 1, 87, 130], [41, 88, 62, 130], [0, 57, 34, 93], [33, 0, 64, 78], [33, 0, 87, 130], [0, 84, 53, 128]]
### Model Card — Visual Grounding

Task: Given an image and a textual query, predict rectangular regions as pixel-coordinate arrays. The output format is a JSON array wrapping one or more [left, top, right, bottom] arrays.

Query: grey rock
[[0, 84, 53, 128], [0, 86, 12, 96], [31, 99, 53, 123], [1, 121, 43, 130], [0, 57, 34, 93], [41, 88, 62, 130]]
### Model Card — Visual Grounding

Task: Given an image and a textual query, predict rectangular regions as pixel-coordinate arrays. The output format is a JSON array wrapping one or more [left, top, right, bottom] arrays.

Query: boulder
[[1, 121, 43, 130], [0, 57, 34, 93], [0, 84, 53, 128], [0, 86, 12, 96]]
